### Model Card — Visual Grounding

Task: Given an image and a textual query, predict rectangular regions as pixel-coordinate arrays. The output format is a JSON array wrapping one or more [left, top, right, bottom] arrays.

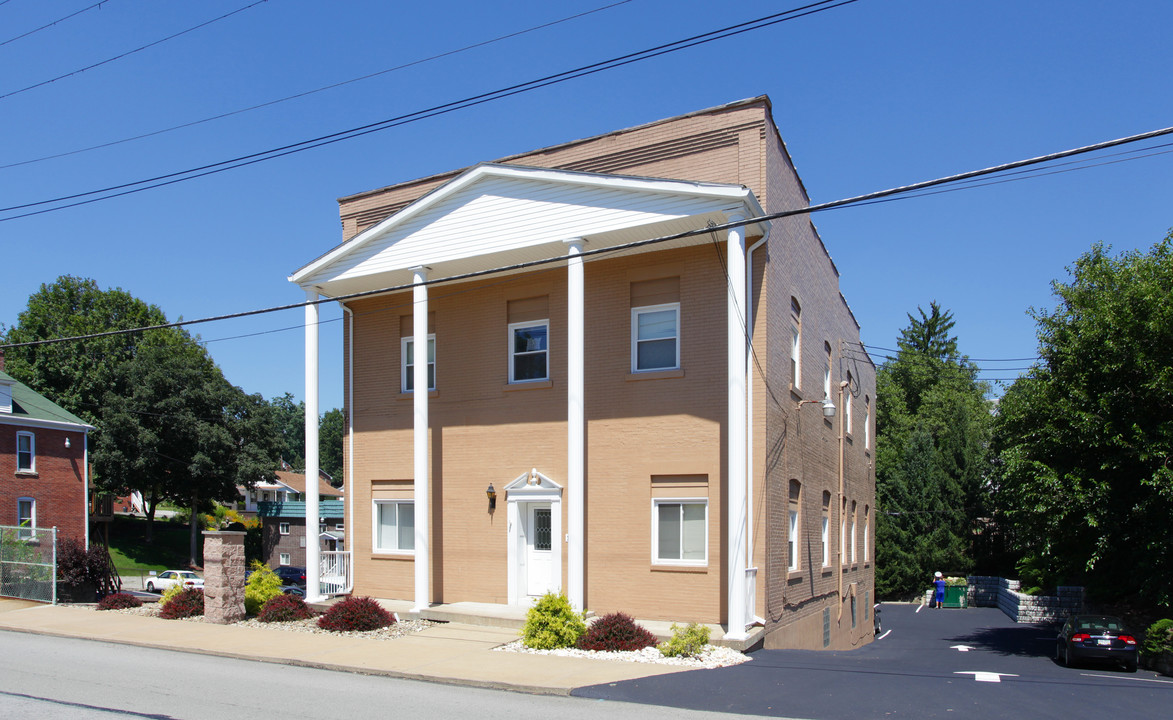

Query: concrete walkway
[[0, 598, 694, 695]]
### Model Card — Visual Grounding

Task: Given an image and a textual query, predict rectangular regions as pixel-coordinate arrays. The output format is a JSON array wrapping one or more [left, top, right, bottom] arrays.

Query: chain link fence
[[0, 525, 57, 603]]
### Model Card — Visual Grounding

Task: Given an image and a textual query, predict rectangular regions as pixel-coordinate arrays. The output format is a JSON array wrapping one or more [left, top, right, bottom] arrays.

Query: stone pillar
[[202, 531, 246, 624]]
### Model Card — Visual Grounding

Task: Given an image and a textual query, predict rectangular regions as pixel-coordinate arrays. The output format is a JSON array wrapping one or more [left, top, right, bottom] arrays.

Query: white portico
[[289, 163, 767, 637]]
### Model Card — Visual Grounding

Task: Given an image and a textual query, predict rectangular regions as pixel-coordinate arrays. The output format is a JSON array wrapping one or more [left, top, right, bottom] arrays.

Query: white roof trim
[[290, 163, 763, 287], [0, 416, 93, 432]]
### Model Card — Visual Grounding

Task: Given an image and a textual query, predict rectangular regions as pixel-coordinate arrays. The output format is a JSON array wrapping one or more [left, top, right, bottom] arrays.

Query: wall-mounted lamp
[[64, 437, 71, 449], [486, 483, 497, 511], [797, 398, 837, 418]]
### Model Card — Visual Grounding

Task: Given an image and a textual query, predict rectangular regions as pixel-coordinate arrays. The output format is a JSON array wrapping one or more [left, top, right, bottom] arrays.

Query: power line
[[0, 0, 636, 171], [0, 0, 113, 48], [0, 0, 269, 101], [0, 0, 860, 221], [3, 118, 1170, 352], [857, 343, 1039, 363]]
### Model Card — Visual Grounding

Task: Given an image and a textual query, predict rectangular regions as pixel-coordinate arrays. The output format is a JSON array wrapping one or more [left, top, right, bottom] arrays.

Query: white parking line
[[955, 672, 1018, 683], [915, 604, 924, 614], [877, 630, 892, 640], [1081, 673, 1173, 684]]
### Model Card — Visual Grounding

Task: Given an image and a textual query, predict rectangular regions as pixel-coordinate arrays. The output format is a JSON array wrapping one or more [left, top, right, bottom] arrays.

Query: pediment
[[291, 164, 765, 297], [504, 467, 562, 496]]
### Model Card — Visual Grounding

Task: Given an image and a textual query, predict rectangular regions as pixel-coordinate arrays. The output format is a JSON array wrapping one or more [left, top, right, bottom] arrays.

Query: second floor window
[[632, 304, 680, 371], [402, 335, 436, 392], [509, 320, 548, 382], [16, 432, 34, 472]]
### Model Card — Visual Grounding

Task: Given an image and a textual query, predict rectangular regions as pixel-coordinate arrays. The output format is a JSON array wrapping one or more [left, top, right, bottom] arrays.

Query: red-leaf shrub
[[158, 588, 204, 619], [258, 593, 314, 623], [577, 612, 658, 652], [97, 592, 142, 610], [316, 596, 394, 632]]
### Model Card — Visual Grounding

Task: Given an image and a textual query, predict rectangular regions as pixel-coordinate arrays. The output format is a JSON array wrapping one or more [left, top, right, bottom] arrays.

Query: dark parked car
[[1056, 614, 1138, 672], [275, 566, 306, 586]]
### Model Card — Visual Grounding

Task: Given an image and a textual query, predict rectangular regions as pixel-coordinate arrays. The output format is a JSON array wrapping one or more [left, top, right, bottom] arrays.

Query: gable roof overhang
[[290, 163, 768, 298]]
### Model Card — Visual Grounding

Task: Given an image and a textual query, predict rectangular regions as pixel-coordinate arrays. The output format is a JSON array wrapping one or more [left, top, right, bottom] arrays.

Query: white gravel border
[[494, 639, 750, 668]]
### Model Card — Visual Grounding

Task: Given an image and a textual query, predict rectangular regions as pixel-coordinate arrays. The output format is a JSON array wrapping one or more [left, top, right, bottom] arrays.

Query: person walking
[[932, 571, 946, 609]]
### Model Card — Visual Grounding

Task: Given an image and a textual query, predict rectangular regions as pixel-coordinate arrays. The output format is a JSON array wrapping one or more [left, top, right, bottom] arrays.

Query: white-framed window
[[17, 497, 35, 538], [864, 396, 871, 450], [279, 553, 291, 566], [788, 509, 799, 572], [652, 498, 707, 565], [373, 500, 415, 553], [846, 372, 854, 435], [863, 506, 870, 563], [851, 502, 858, 564], [508, 320, 548, 383], [401, 335, 436, 392], [631, 303, 680, 372], [823, 343, 832, 401], [841, 501, 847, 567], [790, 297, 801, 388], [279, 522, 290, 535], [335, 522, 344, 531], [16, 431, 35, 472], [319, 522, 326, 533], [821, 515, 829, 567]]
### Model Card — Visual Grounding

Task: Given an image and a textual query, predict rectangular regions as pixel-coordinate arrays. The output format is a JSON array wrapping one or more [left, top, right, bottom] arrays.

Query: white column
[[565, 238, 585, 610], [725, 215, 749, 641], [411, 266, 430, 612], [304, 290, 322, 602]]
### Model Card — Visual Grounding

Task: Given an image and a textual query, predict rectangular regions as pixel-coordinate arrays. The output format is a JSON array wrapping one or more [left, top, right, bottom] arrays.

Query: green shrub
[[1143, 618, 1173, 658], [577, 612, 657, 652], [945, 576, 967, 587], [258, 593, 314, 623], [97, 592, 142, 610], [159, 582, 187, 607], [521, 591, 587, 649], [244, 561, 284, 615], [658, 622, 711, 658], [317, 597, 394, 632], [158, 588, 204, 619]]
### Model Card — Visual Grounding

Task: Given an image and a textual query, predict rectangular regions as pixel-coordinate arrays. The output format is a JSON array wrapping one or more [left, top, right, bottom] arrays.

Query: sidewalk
[[0, 598, 693, 695]]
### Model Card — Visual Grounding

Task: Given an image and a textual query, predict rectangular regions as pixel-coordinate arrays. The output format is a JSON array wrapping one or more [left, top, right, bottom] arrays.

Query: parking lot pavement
[[574, 604, 1173, 720]]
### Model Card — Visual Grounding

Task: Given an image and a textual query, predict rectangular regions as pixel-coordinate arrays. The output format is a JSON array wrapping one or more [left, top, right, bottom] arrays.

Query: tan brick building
[[291, 97, 876, 650]]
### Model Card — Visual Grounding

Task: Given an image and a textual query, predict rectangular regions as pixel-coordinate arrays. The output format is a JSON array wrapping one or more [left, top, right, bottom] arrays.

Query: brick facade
[[320, 97, 875, 649], [0, 424, 89, 543]]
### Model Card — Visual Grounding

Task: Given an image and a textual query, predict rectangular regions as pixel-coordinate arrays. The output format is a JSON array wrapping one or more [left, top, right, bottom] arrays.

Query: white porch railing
[[745, 566, 758, 626], [320, 551, 352, 596]]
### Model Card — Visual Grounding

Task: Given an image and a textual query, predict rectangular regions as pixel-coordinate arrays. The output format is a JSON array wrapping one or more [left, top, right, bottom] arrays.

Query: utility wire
[[0, 0, 859, 221], [0, 0, 112, 48], [0, 0, 268, 101], [0, 0, 636, 171], [3, 117, 1171, 351], [857, 343, 1039, 363]]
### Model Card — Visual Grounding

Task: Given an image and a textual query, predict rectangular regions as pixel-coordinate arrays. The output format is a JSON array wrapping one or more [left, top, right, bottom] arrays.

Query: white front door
[[525, 504, 554, 597]]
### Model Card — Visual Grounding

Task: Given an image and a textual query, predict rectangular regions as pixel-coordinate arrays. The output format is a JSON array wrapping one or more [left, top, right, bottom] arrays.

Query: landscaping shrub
[[521, 591, 587, 650], [244, 561, 284, 615], [577, 611, 657, 652], [1143, 618, 1173, 658], [158, 587, 204, 619], [317, 596, 394, 632], [658, 622, 711, 658], [57, 537, 108, 599], [159, 582, 187, 607], [97, 592, 142, 610], [258, 593, 314, 623]]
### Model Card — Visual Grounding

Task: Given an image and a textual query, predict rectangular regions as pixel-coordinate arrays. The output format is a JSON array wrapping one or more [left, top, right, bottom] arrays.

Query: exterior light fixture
[[821, 398, 836, 418], [486, 483, 497, 511]]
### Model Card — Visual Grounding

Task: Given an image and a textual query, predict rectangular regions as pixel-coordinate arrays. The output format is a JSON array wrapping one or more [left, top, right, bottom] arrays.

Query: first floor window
[[335, 522, 344, 531], [788, 509, 799, 571], [863, 508, 870, 563], [16, 432, 34, 472], [509, 320, 548, 382], [279, 553, 291, 566], [279, 522, 290, 535], [17, 498, 35, 539], [632, 303, 680, 371], [821, 515, 830, 567], [402, 335, 436, 392], [375, 501, 415, 552], [653, 499, 706, 564]]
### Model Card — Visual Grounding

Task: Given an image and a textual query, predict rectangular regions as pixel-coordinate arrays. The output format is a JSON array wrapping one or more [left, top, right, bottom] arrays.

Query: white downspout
[[304, 290, 322, 602]]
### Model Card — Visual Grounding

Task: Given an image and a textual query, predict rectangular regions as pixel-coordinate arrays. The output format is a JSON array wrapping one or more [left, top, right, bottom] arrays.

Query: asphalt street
[[575, 604, 1173, 719]]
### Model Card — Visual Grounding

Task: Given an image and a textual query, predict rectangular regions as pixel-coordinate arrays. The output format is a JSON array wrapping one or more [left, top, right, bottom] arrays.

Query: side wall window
[[788, 479, 801, 572], [373, 500, 415, 553], [652, 499, 707, 565], [401, 335, 436, 392], [823, 343, 832, 401], [16, 431, 35, 472], [631, 277, 681, 372], [821, 491, 831, 568], [17, 497, 35, 538], [790, 297, 802, 388]]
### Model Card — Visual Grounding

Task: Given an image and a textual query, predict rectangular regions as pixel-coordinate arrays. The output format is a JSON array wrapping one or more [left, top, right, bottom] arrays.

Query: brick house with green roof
[[0, 357, 94, 546]]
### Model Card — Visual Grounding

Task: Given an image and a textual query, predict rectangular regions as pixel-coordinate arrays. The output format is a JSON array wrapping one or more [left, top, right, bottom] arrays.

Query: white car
[[145, 570, 204, 593]]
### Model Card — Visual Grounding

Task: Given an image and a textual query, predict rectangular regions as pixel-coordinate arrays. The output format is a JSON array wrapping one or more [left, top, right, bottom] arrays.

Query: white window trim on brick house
[[373, 500, 415, 554], [651, 497, 707, 566], [16, 431, 35, 473], [17, 497, 35, 538], [631, 303, 680, 372], [401, 335, 436, 393], [279, 553, 290, 566], [279, 522, 290, 535], [788, 508, 799, 572]]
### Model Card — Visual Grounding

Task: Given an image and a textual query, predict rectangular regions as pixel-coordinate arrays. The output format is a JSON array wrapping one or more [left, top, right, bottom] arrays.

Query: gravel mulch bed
[[494, 640, 751, 668], [102, 603, 434, 639]]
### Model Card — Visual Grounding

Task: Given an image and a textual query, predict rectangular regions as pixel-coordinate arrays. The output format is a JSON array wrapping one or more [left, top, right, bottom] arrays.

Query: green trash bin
[[943, 584, 968, 608]]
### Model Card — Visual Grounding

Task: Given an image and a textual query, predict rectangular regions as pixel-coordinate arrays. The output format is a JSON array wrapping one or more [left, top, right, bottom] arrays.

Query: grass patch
[[105, 515, 194, 573]]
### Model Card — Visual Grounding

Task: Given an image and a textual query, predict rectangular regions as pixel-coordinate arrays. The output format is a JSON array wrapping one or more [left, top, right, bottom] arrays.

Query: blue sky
[[1, 0, 1170, 411]]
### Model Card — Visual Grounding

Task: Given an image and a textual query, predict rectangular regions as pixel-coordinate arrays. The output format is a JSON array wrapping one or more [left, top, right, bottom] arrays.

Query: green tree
[[269, 392, 306, 469], [992, 236, 1173, 606], [319, 408, 345, 484], [875, 303, 993, 598]]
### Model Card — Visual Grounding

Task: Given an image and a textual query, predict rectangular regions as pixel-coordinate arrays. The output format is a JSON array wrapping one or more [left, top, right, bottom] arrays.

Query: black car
[[1056, 614, 1138, 672], [275, 566, 307, 586]]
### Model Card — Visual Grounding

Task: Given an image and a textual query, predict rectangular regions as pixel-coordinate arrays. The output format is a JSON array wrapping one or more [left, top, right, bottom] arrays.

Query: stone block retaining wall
[[967, 576, 1083, 624]]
